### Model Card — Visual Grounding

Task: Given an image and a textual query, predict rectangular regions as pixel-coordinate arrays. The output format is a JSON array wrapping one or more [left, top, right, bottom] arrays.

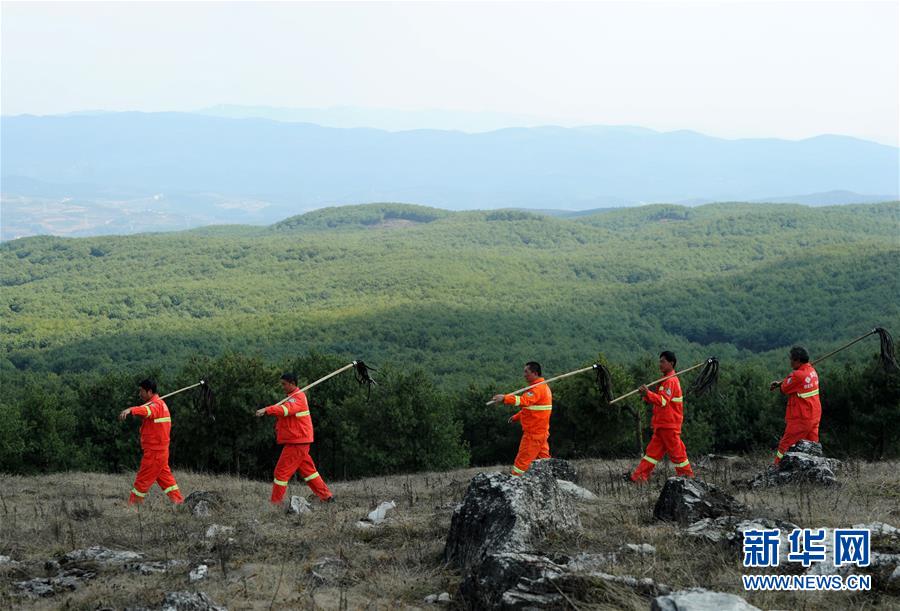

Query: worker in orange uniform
[[255, 373, 334, 504], [118, 379, 184, 505], [769, 346, 821, 464], [629, 351, 694, 482], [492, 361, 553, 476]]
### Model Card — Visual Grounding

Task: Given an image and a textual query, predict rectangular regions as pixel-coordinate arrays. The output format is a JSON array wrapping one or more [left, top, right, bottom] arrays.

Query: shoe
[[322, 495, 335, 504]]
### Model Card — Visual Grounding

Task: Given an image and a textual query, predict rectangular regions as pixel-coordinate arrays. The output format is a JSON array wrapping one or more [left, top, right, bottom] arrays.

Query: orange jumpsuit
[[128, 394, 183, 504], [630, 374, 694, 481], [265, 388, 333, 503], [775, 363, 821, 463], [503, 378, 553, 476]]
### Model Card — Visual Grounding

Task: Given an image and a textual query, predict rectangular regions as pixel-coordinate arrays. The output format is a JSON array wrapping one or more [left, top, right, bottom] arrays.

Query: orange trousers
[[511, 433, 550, 476], [631, 428, 694, 481], [775, 419, 820, 464], [271, 444, 332, 503], [129, 448, 183, 504]]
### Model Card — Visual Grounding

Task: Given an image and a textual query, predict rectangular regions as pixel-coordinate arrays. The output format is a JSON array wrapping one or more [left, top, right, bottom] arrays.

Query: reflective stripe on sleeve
[[671, 397, 683, 403], [153, 417, 171, 423], [295, 411, 311, 418], [797, 389, 819, 399], [524, 404, 552, 411], [282, 405, 289, 417]]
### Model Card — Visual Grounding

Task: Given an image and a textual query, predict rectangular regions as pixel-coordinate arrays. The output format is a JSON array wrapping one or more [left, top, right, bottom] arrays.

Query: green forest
[[2, 201, 899, 479]]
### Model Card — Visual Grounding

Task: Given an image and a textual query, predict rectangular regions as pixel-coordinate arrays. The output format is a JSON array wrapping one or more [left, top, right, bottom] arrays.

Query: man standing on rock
[[118, 379, 184, 505], [769, 346, 821, 465], [629, 351, 694, 482], [492, 361, 553, 476], [256, 373, 334, 504]]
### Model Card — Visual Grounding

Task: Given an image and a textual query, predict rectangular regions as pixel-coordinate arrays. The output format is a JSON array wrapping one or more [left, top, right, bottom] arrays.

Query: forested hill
[[3, 201, 898, 387]]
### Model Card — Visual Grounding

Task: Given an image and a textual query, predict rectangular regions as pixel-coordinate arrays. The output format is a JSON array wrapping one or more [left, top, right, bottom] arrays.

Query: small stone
[[556, 479, 599, 502], [621, 543, 656, 555], [204, 524, 234, 538], [652, 587, 760, 611], [189, 564, 209, 582], [437, 592, 451, 603], [161, 591, 226, 611], [288, 496, 312, 515]]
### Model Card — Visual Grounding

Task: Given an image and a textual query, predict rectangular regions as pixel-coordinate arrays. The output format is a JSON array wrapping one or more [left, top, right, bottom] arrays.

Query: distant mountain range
[[1, 111, 897, 239]]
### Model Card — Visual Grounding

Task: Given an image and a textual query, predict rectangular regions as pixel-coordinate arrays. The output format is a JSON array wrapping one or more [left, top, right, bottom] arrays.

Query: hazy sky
[[2, 1, 898, 145]]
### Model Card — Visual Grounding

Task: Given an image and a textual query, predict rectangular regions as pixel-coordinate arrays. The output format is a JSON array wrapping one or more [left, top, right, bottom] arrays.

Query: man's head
[[524, 361, 542, 383], [280, 372, 299, 393], [659, 351, 676, 374], [789, 346, 809, 369], [138, 378, 157, 402]]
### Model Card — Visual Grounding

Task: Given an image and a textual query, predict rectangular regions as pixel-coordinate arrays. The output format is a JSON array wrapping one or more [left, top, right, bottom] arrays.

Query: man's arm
[[119, 403, 153, 421]]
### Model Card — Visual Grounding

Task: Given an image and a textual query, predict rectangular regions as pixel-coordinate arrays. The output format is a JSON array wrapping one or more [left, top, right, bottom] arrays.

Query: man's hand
[[255, 408, 268, 417], [492, 394, 505, 404], [118, 408, 131, 421], [769, 381, 781, 391], [638, 384, 649, 396], [508, 415, 515, 424]]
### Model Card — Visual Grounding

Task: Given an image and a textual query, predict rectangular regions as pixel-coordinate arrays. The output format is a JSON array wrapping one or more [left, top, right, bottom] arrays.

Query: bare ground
[[1, 455, 899, 610]]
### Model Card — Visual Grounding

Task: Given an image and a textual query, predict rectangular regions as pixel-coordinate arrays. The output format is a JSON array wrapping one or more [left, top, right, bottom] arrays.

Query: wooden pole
[[273, 362, 357, 407], [609, 360, 708, 405], [486, 364, 598, 406]]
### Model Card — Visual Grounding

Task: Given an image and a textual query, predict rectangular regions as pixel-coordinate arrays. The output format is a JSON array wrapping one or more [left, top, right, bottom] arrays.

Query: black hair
[[525, 361, 542, 376], [789, 346, 810, 363], [138, 378, 157, 393], [281, 372, 298, 385], [660, 351, 677, 368]]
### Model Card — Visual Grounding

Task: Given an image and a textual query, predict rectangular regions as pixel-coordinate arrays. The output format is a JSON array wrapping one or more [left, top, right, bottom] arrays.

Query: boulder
[[444, 468, 580, 570], [189, 564, 209, 582], [523, 458, 579, 483], [183, 491, 225, 516], [748, 441, 840, 488], [653, 478, 744, 525], [652, 588, 760, 611], [459, 552, 567, 608], [160, 591, 227, 611]]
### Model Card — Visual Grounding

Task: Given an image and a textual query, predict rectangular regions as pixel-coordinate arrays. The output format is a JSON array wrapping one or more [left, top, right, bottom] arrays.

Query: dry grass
[[1, 455, 898, 610]]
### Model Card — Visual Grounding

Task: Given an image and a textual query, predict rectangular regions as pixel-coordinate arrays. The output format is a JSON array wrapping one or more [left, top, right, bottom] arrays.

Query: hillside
[[3, 202, 898, 384], [1, 457, 898, 609]]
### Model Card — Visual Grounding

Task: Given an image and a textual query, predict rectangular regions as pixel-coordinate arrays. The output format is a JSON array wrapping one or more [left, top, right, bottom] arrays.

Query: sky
[[1, 1, 898, 145]]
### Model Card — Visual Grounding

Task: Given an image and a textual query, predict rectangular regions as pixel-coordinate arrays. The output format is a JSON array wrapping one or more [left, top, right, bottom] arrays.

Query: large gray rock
[[161, 591, 227, 611], [748, 441, 840, 488], [653, 477, 744, 525], [61, 546, 143, 565], [523, 458, 579, 483], [652, 588, 760, 611], [444, 469, 580, 570]]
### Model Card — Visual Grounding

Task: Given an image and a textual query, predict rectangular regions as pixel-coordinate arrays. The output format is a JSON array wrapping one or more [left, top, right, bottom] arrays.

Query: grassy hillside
[[2, 202, 898, 388], [1, 457, 898, 609]]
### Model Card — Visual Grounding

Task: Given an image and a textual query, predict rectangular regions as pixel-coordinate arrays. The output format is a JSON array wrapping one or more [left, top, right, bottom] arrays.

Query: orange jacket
[[644, 374, 684, 432], [504, 378, 553, 437], [265, 388, 314, 444], [129, 394, 171, 451], [779, 363, 821, 423]]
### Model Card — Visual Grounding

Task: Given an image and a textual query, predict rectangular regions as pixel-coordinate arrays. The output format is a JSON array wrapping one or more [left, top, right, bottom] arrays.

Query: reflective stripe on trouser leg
[[674, 460, 690, 468], [297, 445, 333, 501], [642, 455, 659, 464], [513, 433, 548, 476]]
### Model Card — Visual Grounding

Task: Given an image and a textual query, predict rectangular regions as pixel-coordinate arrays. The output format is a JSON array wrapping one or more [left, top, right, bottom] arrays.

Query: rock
[[189, 564, 209, 582], [566, 552, 617, 571], [852, 521, 899, 539], [309, 557, 345, 585], [747, 441, 840, 488], [459, 552, 568, 608], [424, 592, 451, 604], [161, 591, 227, 611], [685, 517, 799, 546], [192, 500, 210, 518], [652, 587, 760, 611], [366, 501, 396, 524], [696, 454, 743, 469], [523, 458, 579, 483], [444, 471, 580, 570], [621, 543, 656, 555], [556, 479, 599, 502], [128, 560, 187, 575], [16, 568, 97, 597], [288, 495, 312, 515], [183, 491, 225, 514], [61, 546, 143, 565], [653, 478, 744, 525], [0, 554, 18, 566], [205, 524, 234, 539]]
